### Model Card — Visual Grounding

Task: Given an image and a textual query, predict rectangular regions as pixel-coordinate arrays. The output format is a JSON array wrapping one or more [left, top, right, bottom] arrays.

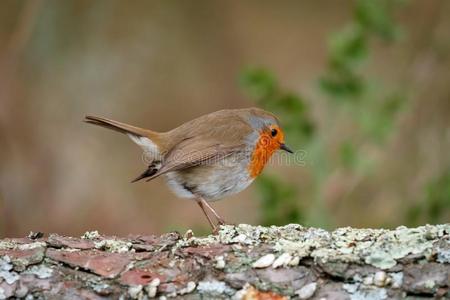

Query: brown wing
[[145, 137, 244, 181]]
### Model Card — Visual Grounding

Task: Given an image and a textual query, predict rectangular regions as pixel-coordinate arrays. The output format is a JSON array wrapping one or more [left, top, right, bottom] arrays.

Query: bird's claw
[[216, 218, 227, 225], [211, 219, 229, 234]]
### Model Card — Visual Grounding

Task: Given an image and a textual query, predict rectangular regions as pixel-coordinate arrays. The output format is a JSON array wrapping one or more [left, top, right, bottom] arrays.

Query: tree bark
[[0, 224, 449, 299]]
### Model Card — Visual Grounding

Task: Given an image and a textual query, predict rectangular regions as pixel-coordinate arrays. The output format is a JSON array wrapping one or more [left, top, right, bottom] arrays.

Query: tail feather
[[85, 115, 163, 182], [84, 115, 162, 158], [84, 115, 151, 137]]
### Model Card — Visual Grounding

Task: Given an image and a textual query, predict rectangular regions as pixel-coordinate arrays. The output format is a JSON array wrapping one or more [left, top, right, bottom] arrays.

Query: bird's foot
[[211, 220, 230, 235], [212, 226, 220, 235], [216, 217, 227, 226]]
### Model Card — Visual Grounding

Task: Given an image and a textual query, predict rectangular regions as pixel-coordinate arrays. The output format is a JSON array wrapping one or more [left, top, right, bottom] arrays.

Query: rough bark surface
[[0, 224, 449, 299]]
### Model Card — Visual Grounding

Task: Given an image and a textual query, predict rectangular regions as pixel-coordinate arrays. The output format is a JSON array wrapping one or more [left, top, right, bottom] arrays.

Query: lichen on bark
[[0, 224, 448, 299]]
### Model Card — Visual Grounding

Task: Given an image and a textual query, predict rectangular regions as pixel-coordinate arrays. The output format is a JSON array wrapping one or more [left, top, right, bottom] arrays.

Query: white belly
[[164, 158, 254, 201]]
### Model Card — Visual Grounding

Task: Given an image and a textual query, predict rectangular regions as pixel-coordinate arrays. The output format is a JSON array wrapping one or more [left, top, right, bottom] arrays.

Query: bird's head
[[246, 108, 293, 177]]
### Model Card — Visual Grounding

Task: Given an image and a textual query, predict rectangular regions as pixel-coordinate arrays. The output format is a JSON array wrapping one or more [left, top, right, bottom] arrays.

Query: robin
[[85, 108, 293, 231]]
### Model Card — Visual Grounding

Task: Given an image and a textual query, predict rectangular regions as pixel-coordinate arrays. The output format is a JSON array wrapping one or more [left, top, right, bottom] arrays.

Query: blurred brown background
[[0, 0, 449, 237]]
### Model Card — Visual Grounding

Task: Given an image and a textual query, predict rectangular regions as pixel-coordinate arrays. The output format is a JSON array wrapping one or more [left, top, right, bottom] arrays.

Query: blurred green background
[[0, 0, 449, 236]]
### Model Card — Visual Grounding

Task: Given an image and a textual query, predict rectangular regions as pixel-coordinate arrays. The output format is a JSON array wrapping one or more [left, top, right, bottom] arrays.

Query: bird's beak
[[280, 143, 293, 153]]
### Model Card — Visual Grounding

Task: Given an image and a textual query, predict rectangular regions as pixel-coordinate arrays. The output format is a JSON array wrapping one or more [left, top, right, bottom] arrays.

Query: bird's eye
[[271, 128, 278, 137]]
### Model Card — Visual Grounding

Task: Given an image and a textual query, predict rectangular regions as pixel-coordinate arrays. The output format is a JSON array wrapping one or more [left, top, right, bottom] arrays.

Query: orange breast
[[248, 132, 280, 178]]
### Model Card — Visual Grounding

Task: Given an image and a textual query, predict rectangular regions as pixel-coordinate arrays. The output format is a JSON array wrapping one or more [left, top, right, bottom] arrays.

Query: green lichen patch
[[94, 239, 133, 253], [362, 225, 449, 269], [82, 231, 101, 240], [0, 256, 19, 284], [23, 264, 53, 279]]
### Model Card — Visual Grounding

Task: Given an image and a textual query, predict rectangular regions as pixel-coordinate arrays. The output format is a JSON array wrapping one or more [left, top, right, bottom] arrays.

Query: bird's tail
[[84, 115, 152, 137], [84, 115, 162, 162]]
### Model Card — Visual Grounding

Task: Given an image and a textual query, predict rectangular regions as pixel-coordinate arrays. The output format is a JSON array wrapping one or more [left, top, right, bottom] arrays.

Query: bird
[[84, 108, 293, 231]]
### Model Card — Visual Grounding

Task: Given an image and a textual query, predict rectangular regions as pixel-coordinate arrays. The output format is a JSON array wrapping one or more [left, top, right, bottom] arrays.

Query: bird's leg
[[195, 198, 217, 231], [198, 197, 227, 225]]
